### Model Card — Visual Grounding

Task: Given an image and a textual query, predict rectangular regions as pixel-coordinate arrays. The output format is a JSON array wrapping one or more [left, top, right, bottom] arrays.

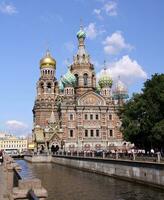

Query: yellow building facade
[[0, 133, 27, 153]]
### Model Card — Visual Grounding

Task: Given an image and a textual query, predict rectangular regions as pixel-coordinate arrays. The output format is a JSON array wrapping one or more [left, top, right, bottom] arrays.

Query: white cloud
[[84, 23, 105, 40], [93, 9, 103, 20], [0, 2, 17, 15], [103, 31, 133, 55], [6, 120, 28, 130], [64, 41, 75, 53], [103, 1, 117, 16], [97, 55, 147, 85], [84, 23, 98, 39], [93, 1, 117, 19]]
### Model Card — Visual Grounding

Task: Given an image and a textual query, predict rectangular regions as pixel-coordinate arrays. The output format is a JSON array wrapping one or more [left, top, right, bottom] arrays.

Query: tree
[[120, 74, 164, 152]]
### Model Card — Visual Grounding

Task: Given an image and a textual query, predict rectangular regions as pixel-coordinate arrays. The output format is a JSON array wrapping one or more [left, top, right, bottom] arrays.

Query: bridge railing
[[52, 150, 164, 163]]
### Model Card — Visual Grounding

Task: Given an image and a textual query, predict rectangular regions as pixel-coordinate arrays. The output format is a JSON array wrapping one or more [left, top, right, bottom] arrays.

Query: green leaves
[[121, 73, 164, 150]]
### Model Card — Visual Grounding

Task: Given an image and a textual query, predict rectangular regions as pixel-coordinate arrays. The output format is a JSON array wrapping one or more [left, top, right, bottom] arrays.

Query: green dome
[[59, 80, 64, 92], [77, 29, 86, 39], [62, 70, 76, 87], [96, 84, 101, 93], [98, 69, 113, 88]]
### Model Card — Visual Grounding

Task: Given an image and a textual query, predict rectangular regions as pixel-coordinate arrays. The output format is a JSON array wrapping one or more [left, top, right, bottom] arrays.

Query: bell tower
[[33, 50, 58, 127], [70, 25, 96, 97]]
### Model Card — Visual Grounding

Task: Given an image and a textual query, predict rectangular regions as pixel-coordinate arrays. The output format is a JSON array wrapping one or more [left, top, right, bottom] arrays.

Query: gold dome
[[40, 50, 56, 69]]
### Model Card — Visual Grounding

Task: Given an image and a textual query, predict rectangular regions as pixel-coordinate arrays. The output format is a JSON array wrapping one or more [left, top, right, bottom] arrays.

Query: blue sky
[[0, 0, 163, 136]]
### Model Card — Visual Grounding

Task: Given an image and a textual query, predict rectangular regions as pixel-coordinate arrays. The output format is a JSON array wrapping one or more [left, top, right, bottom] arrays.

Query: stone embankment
[[0, 154, 48, 200], [24, 152, 164, 189]]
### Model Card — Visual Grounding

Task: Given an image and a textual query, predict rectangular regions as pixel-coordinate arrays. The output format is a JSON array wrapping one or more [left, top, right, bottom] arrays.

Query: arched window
[[85, 130, 88, 137], [83, 73, 88, 86], [70, 114, 73, 120], [75, 74, 79, 86], [47, 83, 51, 93], [40, 83, 44, 93], [96, 130, 99, 137], [70, 130, 73, 137]]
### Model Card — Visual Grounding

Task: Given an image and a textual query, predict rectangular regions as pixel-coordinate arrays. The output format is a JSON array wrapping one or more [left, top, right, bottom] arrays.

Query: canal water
[[16, 160, 164, 200]]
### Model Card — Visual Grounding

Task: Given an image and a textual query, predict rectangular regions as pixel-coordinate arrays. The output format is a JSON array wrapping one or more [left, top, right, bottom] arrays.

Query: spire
[[49, 110, 56, 124], [46, 48, 50, 57], [80, 18, 83, 31], [66, 58, 70, 69], [104, 60, 107, 70]]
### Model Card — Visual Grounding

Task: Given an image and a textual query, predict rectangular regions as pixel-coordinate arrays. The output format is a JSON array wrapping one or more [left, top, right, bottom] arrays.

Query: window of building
[[109, 114, 112, 120], [90, 130, 94, 137], [70, 130, 73, 137], [85, 130, 88, 137], [96, 114, 99, 120], [110, 130, 113, 137], [90, 114, 93, 120], [85, 114, 87, 120], [96, 130, 99, 137], [47, 83, 51, 92], [83, 73, 88, 86], [75, 74, 79, 86], [70, 114, 73, 120]]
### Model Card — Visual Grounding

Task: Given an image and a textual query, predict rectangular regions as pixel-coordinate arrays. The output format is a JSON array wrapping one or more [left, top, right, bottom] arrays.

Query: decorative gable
[[78, 91, 106, 106]]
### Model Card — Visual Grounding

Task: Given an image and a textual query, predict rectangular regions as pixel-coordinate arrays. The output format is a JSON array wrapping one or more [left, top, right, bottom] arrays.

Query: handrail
[[52, 151, 164, 163]]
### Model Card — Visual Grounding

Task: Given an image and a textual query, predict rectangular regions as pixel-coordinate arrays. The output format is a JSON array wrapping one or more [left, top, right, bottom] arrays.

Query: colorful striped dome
[[98, 69, 113, 88], [62, 69, 76, 87], [77, 29, 86, 39]]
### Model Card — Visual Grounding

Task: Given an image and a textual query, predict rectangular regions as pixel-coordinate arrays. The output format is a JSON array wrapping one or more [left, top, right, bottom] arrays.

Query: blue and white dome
[[62, 69, 76, 87]]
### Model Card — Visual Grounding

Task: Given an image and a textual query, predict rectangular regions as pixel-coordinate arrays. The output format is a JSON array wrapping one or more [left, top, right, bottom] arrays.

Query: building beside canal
[[0, 132, 27, 153], [32, 26, 128, 151]]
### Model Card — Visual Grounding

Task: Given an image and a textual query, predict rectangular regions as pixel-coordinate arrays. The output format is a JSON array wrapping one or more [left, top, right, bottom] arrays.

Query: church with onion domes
[[32, 25, 129, 152]]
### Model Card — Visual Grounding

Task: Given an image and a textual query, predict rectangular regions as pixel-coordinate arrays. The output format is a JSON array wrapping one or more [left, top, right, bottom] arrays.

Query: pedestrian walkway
[[0, 165, 8, 200]]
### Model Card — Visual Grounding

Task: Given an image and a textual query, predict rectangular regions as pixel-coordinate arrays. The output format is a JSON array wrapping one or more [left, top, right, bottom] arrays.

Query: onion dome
[[98, 68, 113, 88], [40, 50, 56, 69], [58, 79, 64, 92], [62, 69, 76, 87], [113, 79, 129, 100], [77, 29, 86, 39]]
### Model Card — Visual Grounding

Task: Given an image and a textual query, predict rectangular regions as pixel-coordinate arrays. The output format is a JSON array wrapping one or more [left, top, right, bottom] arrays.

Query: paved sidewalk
[[0, 165, 8, 200]]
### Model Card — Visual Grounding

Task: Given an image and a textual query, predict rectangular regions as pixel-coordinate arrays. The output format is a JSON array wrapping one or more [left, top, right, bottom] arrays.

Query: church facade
[[32, 26, 128, 152]]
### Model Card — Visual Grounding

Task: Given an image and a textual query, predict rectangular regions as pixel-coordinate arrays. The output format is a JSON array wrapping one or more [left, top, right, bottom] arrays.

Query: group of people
[[33, 144, 60, 155]]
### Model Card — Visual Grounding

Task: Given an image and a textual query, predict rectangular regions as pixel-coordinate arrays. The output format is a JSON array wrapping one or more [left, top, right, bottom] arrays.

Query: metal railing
[[52, 151, 164, 163]]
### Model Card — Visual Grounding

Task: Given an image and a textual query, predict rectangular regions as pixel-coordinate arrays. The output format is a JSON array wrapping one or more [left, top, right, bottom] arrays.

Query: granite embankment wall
[[51, 155, 164, 189], [24, 155, 52, 163]]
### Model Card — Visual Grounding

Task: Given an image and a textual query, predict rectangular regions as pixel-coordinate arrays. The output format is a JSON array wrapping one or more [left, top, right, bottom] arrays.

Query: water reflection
[[16, 160, 164, 200]]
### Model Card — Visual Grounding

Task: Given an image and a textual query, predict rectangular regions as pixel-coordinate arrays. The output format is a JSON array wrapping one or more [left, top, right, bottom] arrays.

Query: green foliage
[[120, 74, 164, 150]]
